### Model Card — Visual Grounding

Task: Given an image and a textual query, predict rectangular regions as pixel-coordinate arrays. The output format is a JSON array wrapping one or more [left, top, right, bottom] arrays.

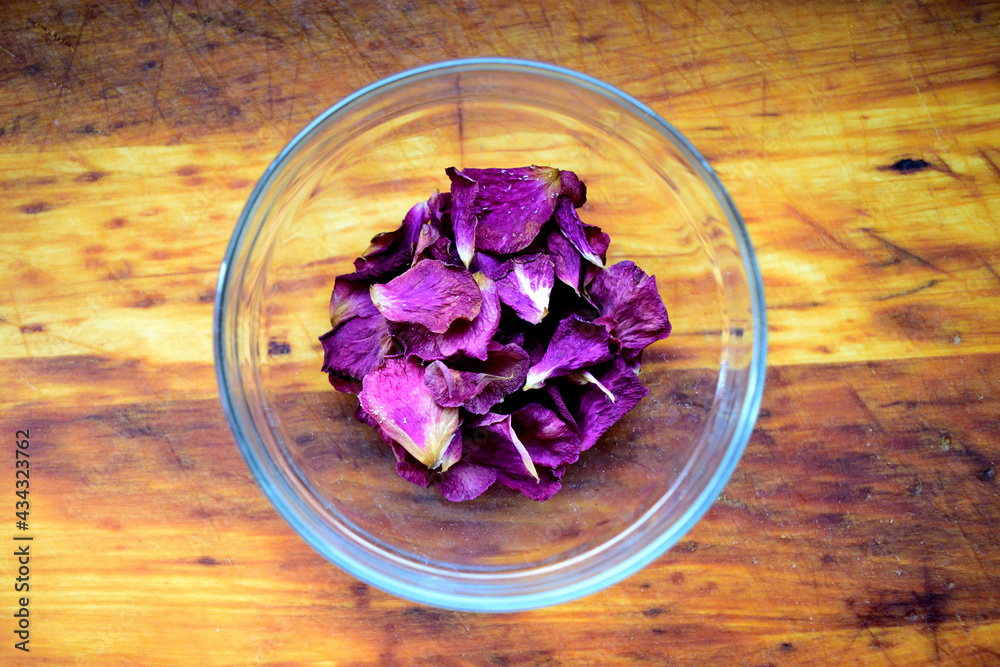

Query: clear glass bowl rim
[[214, 57, 768, 612]]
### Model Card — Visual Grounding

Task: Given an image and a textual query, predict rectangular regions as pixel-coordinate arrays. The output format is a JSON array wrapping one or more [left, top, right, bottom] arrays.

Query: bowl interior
[[219, 61, 761, 607]]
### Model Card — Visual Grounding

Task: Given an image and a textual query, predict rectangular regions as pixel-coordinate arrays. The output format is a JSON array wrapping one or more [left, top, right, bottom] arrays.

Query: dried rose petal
[[460, 166, 563, 255], [568, 370, 617, 403], [462, 342, 530, 414], [471, 251, 503, 279], [371, 259, 482, 334], [523, 315, 613, 390], [575, 357, 649, 451], [497, 465, 563, 502], [471, 413, 539, 481], [320, 313, 394, 389], [588, 261, 671, 353], [437, 460, 498, 501], [359, 357, 461, 470], [559, 169, 587, 207], [328, 277, 378, 328], [554, 196, 604, 268], [423, 342, 529, 414], [392, 271, 500, 361], [546, 227, 582, 294], [494, 253, 555, 325], [345, 198, 428, 283], [447, 167, 479, 267], [511, 403, 581, 468], [423, 360, 487, 407]]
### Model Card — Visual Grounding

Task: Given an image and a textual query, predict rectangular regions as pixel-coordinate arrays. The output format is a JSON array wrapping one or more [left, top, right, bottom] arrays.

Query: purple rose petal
[[494, 253, 555, 325], [392, 271, 501, 361], [496, 465, 564, 502], [512, 403, 581, 468], [523, 315, 613, 390], [462, 166, 563, 255], [447, 167, 480, 267], [437, 459, 498, 501], [346, 198, 428, 282], [473, 414, 539, 481], [546, 227, 582, 294], [625, 349, 643, 375], [357, 403, 394, 445], [396, 457, 434, 488], [371, 259, 482, 334], [554, 196, 604, 268], [568, 370, 617, 403], [559, 169, 587, 207], [423, 360, 486, 407], [359, 357, 461, 470], [414, 219, 441, 258], [585, 223, 610, 259], [423, 342, 529, 414], [588, 261, 672, 354], [575, 356, 649, 451], [328, 277, 378, 328], [462, 342, 530, 414], [471, 251, 503, 279], [320, 310, 394, 385]]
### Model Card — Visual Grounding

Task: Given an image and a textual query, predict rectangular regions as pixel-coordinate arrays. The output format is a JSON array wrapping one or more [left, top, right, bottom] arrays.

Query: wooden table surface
[[2, 0, 999, 664]]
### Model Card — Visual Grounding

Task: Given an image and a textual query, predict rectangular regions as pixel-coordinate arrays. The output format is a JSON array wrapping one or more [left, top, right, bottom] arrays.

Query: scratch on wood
[[874, 279, 942, 301], [979, 149, 1000, 183], [980, 257, 1000, 289], [26, 20, 74, 47], [860, 228, 946, 274], [786, 205, 853, 253], [0, 44, 23, 62], [186, 11, 282, 42]]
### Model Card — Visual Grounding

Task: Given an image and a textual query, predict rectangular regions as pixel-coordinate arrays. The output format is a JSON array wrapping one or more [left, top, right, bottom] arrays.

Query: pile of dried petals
[[320, 167, 671, 501]]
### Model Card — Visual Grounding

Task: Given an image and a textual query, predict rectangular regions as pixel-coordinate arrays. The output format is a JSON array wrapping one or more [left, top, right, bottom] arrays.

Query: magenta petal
[[392, 271, 501, 361], [358, 357, 461, 470], [546, 227, 582, 294], [447, 167, 479, 267], [585, 223, 610, 259], [370, 259, 482, 334], [437, 460, 498, 501], [414, 220, 441, 258], [523, 315, 613, 389], [422, 342, 529, 413], [423, 360, 485, 407], [512, 403, 581, 468], [462, 342, 530, 414], [554, 196, 603, 268], [328, 276, 378, 328], [474, 414, 539, 481], [461, 166, 563, 254], [576, 357, 649, 451], [320, 312, 393, 383], [439, 427, 464, 471], [496, 465, 563, 502], [588, 261, 671, 353], [471, 251, 503, 279], [494, 253, 555, 324], [356, 403, 394, 445], [559, 169, 587, 207], [396, 459, 434, 487], [347, 198, 429, 282]]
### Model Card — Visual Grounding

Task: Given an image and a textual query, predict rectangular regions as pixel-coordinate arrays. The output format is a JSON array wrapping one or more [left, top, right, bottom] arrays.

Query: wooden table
[[2, 1, 998, 663]]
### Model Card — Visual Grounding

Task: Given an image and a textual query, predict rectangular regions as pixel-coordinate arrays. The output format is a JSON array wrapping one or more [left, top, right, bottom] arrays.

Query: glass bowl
[[215, 58, 766, 612]]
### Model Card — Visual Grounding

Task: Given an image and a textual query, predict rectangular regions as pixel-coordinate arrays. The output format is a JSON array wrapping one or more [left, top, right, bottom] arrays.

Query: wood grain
[[2, 0, 999, 664]]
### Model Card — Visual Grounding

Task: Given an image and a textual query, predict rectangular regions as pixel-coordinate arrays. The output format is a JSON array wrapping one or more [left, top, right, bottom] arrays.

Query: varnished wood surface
[[2, 0, 999, 664]]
